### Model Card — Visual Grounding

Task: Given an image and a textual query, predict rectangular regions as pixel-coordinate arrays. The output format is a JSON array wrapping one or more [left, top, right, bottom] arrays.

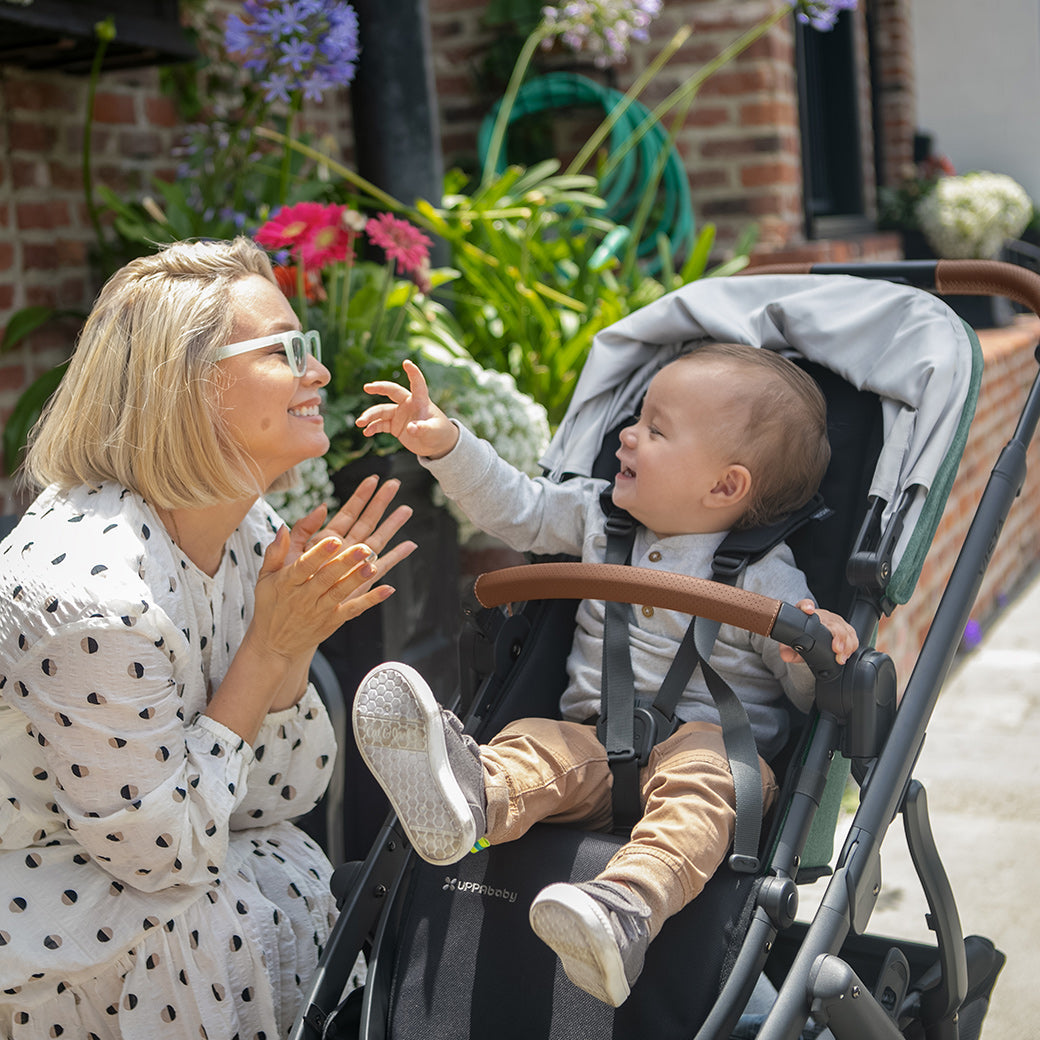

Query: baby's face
[[612, 360, 749, 537]]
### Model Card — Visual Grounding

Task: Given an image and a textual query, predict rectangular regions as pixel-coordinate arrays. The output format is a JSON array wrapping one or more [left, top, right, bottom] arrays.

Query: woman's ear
[[706, 464, 752, 511]]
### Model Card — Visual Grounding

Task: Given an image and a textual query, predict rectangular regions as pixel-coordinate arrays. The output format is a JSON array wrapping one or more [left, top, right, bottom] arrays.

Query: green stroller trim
[[885, 320, 984, 606]]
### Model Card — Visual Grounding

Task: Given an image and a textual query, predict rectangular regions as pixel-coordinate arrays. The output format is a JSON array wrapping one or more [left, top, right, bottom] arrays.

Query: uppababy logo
[[443, 876, 518, 903]]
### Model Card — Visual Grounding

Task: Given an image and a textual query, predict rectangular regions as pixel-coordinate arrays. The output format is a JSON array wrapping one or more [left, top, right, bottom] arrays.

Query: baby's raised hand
[[780, 599, 859, 667], [357, 359, 459, 459]]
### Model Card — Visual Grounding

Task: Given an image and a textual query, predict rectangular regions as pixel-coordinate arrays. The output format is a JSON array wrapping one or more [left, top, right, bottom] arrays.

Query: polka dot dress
[[0, 483, 340, 1038]]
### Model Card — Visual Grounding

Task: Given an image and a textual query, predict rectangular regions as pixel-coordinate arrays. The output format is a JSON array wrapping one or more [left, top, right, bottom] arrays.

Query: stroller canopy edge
[[541, 274, 979, 594]]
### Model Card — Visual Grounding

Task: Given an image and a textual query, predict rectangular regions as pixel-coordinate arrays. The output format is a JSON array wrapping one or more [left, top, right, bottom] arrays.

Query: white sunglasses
[[214, 329, 322, 377]]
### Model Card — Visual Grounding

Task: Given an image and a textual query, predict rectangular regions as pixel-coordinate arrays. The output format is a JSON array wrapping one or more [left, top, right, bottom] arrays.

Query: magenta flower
[[254, 201, 356, 268], [364, 213, 433, 278]]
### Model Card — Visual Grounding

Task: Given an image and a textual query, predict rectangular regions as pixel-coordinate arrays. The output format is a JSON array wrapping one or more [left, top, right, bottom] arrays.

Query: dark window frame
[[795, 11, 873, 240]]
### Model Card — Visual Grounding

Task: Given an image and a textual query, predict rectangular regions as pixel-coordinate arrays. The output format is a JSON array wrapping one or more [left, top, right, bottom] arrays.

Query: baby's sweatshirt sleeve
[[422, 422, 603, 557]]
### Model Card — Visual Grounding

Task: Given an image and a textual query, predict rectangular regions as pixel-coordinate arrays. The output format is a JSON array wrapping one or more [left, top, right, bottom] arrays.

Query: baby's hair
[[669, 342, 830, 529]]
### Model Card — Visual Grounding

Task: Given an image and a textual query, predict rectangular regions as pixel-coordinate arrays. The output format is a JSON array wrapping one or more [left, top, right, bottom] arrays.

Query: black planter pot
[[901, 230, 1014, 328], [320, 451, 461, 860]]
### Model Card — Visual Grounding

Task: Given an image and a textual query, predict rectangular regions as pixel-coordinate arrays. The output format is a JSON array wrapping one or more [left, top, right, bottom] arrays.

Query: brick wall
[[0, 63, 182, 512]]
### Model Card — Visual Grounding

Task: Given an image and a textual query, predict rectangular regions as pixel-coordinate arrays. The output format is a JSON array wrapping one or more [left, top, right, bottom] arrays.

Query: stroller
[[292, 259, 1040, 1040]]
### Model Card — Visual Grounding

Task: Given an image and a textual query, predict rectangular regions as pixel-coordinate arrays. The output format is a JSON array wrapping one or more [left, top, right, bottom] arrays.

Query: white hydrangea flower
[[266, 454, 337, 525], [916, 172, 1033, 260]]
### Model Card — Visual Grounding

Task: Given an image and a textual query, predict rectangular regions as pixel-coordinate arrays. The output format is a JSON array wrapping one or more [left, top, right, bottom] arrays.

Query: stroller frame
[[293, 259, 1037, 1040]]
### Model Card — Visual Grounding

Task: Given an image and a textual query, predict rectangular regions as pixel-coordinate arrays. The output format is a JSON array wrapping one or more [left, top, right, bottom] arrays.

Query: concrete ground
[[798, 574, 1040, 1038]]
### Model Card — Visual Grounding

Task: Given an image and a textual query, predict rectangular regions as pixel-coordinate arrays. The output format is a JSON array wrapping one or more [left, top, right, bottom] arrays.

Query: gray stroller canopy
[[541, 274, 979, 592]]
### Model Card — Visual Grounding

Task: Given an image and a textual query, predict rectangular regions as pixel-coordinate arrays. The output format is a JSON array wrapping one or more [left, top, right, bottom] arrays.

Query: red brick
[[702, 66, 778, 97], [22, 243, 63, 270], [740, 100, 797, 127], [740, 161, 799, 188], [0, 242, 12, 270], [16, 201, 69, 231], [47, 162, 84, 192], [144, 96, 179, 128], [4, 79, 67, 112], [92, 91, 136, 125], [0, 364, 28, 392], [8, 122, 57, 152]]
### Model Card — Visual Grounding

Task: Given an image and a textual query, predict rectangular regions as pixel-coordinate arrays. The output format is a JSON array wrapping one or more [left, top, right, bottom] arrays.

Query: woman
[[0, 238, 416, 1037]]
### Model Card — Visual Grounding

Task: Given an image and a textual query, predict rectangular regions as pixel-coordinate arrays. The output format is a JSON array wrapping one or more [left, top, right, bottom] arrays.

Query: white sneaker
[[529, 880, 652, 1007], [352, 662, 487, 866]]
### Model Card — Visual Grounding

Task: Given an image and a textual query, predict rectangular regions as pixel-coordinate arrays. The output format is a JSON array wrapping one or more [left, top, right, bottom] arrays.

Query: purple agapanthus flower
[[225, 0, 360, 104], [794, 0, 858, 31], [541, 0, 663, 68]]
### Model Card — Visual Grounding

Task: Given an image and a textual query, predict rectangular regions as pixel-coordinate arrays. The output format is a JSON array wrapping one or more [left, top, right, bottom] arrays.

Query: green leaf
[[1, 306, 84, 354], [678, 223, 716, 284], [2, 362, 68, 476]]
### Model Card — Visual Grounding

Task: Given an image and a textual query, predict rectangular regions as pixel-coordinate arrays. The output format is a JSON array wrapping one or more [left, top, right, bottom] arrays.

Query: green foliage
[[410, 160, 753, 426]]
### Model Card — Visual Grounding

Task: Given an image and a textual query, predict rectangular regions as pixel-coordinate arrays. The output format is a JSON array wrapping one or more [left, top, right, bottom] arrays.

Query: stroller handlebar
[[473, 562, 841, 680]]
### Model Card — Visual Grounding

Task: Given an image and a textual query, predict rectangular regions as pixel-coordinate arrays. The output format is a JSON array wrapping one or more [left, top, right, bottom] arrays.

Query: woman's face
[[218, 274, 332, 490]]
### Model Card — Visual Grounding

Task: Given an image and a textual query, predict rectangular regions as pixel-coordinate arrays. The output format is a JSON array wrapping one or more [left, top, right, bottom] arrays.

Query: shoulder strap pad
[[712, 493, 833, 585]]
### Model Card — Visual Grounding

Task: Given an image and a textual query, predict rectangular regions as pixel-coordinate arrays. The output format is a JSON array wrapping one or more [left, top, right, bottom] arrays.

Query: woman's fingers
[[320, 476, 405, 544]]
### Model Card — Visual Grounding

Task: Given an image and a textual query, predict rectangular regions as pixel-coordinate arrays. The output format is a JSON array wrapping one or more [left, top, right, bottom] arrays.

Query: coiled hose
[[478, 72, 695, 272]]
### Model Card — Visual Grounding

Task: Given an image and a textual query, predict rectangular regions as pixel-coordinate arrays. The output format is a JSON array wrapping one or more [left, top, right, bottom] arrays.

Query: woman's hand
[[210, 529, 400, 742], [779, 599, 859, 667], [356, 359, 459, 459], [252, 528, 393, 658]]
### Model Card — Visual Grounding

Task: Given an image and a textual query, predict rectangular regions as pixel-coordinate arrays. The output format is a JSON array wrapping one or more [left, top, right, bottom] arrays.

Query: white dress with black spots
[[0, 483, 340, 1039]]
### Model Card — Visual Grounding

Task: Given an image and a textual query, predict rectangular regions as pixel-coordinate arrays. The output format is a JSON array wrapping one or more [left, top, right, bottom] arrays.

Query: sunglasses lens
[[287, 333, 307, 375]]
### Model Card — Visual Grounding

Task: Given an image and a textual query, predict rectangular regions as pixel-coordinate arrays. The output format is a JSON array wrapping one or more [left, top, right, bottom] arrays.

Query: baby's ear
[[707, 464, 752, 509]]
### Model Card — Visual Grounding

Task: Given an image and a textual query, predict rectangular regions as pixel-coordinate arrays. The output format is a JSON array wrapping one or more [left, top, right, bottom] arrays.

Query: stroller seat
[[292, 260, 1040, 1040]]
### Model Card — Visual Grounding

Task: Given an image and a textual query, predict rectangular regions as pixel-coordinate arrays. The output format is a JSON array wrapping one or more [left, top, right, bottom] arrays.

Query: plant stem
[[599, 5, 790, 185], [84, 18, 115, 275], [256, 128, 409, 217], [480, 26, 551, 187], [564, 23, 691, 178], [279, 95, 303, 205]]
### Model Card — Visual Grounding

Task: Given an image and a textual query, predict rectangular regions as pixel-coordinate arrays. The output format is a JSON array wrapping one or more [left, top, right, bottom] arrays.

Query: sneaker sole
[[352, 662, 476, 865], [529, 883, 631, 1007]]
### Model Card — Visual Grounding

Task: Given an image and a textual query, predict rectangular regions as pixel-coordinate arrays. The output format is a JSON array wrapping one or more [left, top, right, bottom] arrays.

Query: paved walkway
[[798, 573, 1040, 1038]]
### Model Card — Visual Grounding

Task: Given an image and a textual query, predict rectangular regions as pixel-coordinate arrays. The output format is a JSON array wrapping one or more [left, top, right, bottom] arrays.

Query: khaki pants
[[482, 718, 778, 939]]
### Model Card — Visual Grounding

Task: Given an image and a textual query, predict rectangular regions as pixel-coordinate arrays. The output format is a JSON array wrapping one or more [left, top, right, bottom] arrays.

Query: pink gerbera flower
[[255, 201, 355, 269], [364, 212, 432, 276]]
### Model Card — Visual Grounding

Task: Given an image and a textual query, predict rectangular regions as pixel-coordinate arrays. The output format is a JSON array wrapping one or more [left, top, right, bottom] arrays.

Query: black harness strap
[[596, 491, 831, 866], [599, 502, 642, 829]]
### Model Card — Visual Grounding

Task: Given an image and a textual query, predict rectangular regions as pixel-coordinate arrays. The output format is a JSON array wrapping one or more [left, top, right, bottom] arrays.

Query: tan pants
[[481, 718, 778, 939]]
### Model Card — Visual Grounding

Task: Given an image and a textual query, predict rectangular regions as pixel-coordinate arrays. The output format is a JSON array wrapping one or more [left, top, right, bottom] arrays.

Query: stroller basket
[[292, 259, 1037, 1040]]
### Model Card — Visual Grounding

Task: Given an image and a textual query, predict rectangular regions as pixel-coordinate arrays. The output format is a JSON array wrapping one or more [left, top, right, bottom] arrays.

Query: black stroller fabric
[[383, 826, 758, 1040]]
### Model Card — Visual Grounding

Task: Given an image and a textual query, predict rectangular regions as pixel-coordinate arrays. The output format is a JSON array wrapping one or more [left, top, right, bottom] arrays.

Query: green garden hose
[[478, 72, 695, 272]]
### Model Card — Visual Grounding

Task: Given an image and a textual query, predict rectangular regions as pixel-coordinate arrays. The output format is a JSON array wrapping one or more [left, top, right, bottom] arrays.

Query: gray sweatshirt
[[426, 424, 817, 760]]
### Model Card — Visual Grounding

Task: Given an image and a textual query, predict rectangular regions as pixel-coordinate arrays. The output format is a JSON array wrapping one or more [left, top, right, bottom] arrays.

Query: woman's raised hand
[[356, 359, 459, 459]]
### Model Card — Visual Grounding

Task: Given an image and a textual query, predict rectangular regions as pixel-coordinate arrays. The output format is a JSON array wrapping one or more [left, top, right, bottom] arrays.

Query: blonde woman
[[0, 238, 416, 1038]]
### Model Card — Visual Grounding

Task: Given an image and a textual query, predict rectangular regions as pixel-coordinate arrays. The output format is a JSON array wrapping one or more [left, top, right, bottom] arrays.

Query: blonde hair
[[23, 237, 296, 508], [671, 342, 830, 530]]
